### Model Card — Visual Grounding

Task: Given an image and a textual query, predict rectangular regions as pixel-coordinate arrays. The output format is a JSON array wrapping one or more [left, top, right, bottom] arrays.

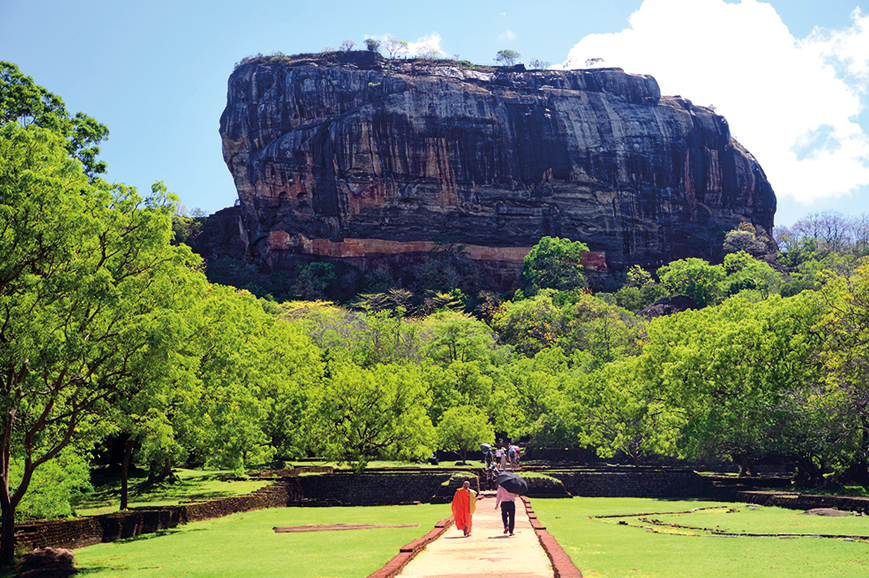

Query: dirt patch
[[273, 524, 419, 533]]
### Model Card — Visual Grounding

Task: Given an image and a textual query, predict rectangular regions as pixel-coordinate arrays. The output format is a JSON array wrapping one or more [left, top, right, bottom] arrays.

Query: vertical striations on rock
[[219, 51, 776, 285]]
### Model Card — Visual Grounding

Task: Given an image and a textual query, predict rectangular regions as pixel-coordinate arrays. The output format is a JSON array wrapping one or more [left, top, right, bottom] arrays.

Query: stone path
[[396, 494, 555, 578]]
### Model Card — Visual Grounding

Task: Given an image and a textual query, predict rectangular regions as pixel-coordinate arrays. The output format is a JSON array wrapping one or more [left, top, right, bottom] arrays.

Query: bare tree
[[385, 38, 409, 59]]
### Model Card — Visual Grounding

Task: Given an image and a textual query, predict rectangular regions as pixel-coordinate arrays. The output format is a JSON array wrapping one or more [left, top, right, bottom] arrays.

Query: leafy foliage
[[0, 62, 109, 176], [521, 236, 589, 294]]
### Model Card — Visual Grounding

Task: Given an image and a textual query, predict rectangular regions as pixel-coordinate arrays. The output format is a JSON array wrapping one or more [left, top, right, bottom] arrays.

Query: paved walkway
[[396, 494, 554, 578]]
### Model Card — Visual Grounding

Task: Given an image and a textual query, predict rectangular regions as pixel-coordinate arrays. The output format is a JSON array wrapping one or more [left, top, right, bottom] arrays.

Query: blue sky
[[2, 0, 867, 228]]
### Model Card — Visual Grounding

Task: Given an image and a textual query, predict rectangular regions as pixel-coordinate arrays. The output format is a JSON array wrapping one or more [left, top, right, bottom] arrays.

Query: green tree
[[521, 237, 589, 294], [365, 39, 381, 53], [657, 258, 726, 307], [8, 447, 92, 520], [555, 293, 645, 367], [437, 406, 494, 464], [503, 348, 576, 450], [307, 363, 434, 471], [495, 50, 521, 66], [722, 251, 781, 298], [419, 311, 500, 365], [572, 357, 681, 466], [0, 62, 109, 177], [0, 124, 198, 563], [641, 293, 821, 475], [492, 290, 560, 356], [814, 261, 869, 483]]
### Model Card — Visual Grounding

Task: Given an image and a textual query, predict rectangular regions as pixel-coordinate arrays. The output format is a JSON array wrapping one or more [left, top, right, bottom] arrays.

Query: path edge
[[522, 497, 583, 578], [367, 516, 454, 578]]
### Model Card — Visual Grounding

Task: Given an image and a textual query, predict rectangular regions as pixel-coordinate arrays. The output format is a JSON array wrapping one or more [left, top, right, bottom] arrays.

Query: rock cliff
[[219, 51, 776, 286]]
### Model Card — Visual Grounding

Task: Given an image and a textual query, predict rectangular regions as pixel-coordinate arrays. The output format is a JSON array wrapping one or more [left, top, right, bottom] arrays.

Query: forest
[[3, 59, 869, 562]]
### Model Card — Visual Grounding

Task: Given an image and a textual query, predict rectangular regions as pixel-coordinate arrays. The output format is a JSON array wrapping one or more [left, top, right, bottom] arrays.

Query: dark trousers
[[500, 501, 516, 533]]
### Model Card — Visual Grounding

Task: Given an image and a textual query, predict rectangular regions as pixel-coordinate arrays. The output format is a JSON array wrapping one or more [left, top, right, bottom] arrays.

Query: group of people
[[485, 441, 520, 471], [483, 440, 520, 489], [450, 480, 518, 538]]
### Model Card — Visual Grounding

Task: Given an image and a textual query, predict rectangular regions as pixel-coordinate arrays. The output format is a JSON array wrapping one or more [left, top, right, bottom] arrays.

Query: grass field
[[72, 503, 447, 578], [531, 497, 869, 578]]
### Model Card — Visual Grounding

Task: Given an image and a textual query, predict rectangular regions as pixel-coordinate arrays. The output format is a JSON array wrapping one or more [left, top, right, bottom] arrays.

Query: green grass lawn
[[75, 469, 271, 517], [73, 503, 446, 578], [531, 497, 869, 578]]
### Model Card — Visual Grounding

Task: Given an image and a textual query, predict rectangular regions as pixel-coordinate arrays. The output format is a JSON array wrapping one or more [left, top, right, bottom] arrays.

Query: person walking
[[510, 443, 520, 470], [499, 442, 508, 471], [451, 480, 477, 537], [494, 483, 518, 536]]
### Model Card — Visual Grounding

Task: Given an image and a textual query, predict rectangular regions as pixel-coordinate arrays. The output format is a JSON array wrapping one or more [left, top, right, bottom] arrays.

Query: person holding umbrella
[[494, 472, 527, 536]]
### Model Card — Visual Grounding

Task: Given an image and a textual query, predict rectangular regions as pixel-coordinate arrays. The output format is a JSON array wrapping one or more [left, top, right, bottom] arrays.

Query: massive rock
[[219, 51, 776, 288]]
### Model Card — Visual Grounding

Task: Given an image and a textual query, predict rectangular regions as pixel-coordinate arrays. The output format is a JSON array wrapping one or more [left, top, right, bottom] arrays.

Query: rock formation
[[218, 51, 776, 288]]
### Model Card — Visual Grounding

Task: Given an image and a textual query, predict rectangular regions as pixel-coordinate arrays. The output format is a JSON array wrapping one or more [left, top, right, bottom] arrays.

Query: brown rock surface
[[219, 51, 776, 283]]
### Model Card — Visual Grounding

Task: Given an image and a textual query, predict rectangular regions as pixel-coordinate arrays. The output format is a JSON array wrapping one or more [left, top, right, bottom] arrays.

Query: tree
[[722, 251, 781, 298], [495, 50, 521, 66], [521, 236, 589, 294], [640, 293, 821, 475], [657, 258, 726, 307], [384, 38, 409, 59], [437, 406, 494, 464], [573, 357, 681, 466], [0, 124, 199, 563], [419, 311, 500, 366], [492, 290, 560, 356], [555, 293, 645, 367], [365, 39, 381, 53], [0, 62, 109, 177], [814, 261, 869, 483], [307, 363, 434, 471]]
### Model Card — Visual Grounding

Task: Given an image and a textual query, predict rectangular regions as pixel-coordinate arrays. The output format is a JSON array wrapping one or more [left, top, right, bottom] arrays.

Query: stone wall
[[734, 490, 869, 514], [14, 481, 301, 554], [550, 469, 705, 498], [297, 472, 455, 506]]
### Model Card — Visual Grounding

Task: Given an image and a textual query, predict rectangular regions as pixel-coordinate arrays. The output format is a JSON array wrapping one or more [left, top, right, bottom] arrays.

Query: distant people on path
[[451, 480, 477, 537], [498, 441, 508, 471], [494, 484, 518, 536], [509, 443, 520, 470], [486, 461, 499, 490], [483, 445, 493, 469]]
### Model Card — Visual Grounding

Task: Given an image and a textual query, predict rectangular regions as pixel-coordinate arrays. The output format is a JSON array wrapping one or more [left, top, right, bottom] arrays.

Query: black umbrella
[[496, 472, 529, 495], [480, 443, 493, 452]]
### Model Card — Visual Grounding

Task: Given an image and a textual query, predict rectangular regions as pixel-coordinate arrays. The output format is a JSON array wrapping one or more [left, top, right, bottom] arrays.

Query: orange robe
[[451, 487, 477, 535]]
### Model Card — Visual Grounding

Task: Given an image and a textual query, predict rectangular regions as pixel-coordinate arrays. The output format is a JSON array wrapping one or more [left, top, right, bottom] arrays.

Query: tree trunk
[[120, 436, 134, 510], [737, 453, 758, 477], [0, 502, 14, 567]]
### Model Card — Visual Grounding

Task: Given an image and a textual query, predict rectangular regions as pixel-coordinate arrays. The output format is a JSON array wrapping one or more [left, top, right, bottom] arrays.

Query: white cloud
[[406, 32, 444, 58], [559, 0, 869, 205], [500, 29, 517, 42]]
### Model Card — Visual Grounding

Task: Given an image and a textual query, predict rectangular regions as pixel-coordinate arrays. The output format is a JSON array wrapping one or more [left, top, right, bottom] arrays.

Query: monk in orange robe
[[451, 480, 477, 537]]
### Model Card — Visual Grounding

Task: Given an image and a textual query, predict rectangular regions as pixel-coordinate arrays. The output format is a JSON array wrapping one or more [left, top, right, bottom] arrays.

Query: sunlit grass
[[532, 497, 869, 578], [73, 504, 446, 578]]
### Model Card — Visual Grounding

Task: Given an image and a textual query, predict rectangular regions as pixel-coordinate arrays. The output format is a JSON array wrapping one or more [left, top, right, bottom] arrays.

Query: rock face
[[219, 51, 776, 286]]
